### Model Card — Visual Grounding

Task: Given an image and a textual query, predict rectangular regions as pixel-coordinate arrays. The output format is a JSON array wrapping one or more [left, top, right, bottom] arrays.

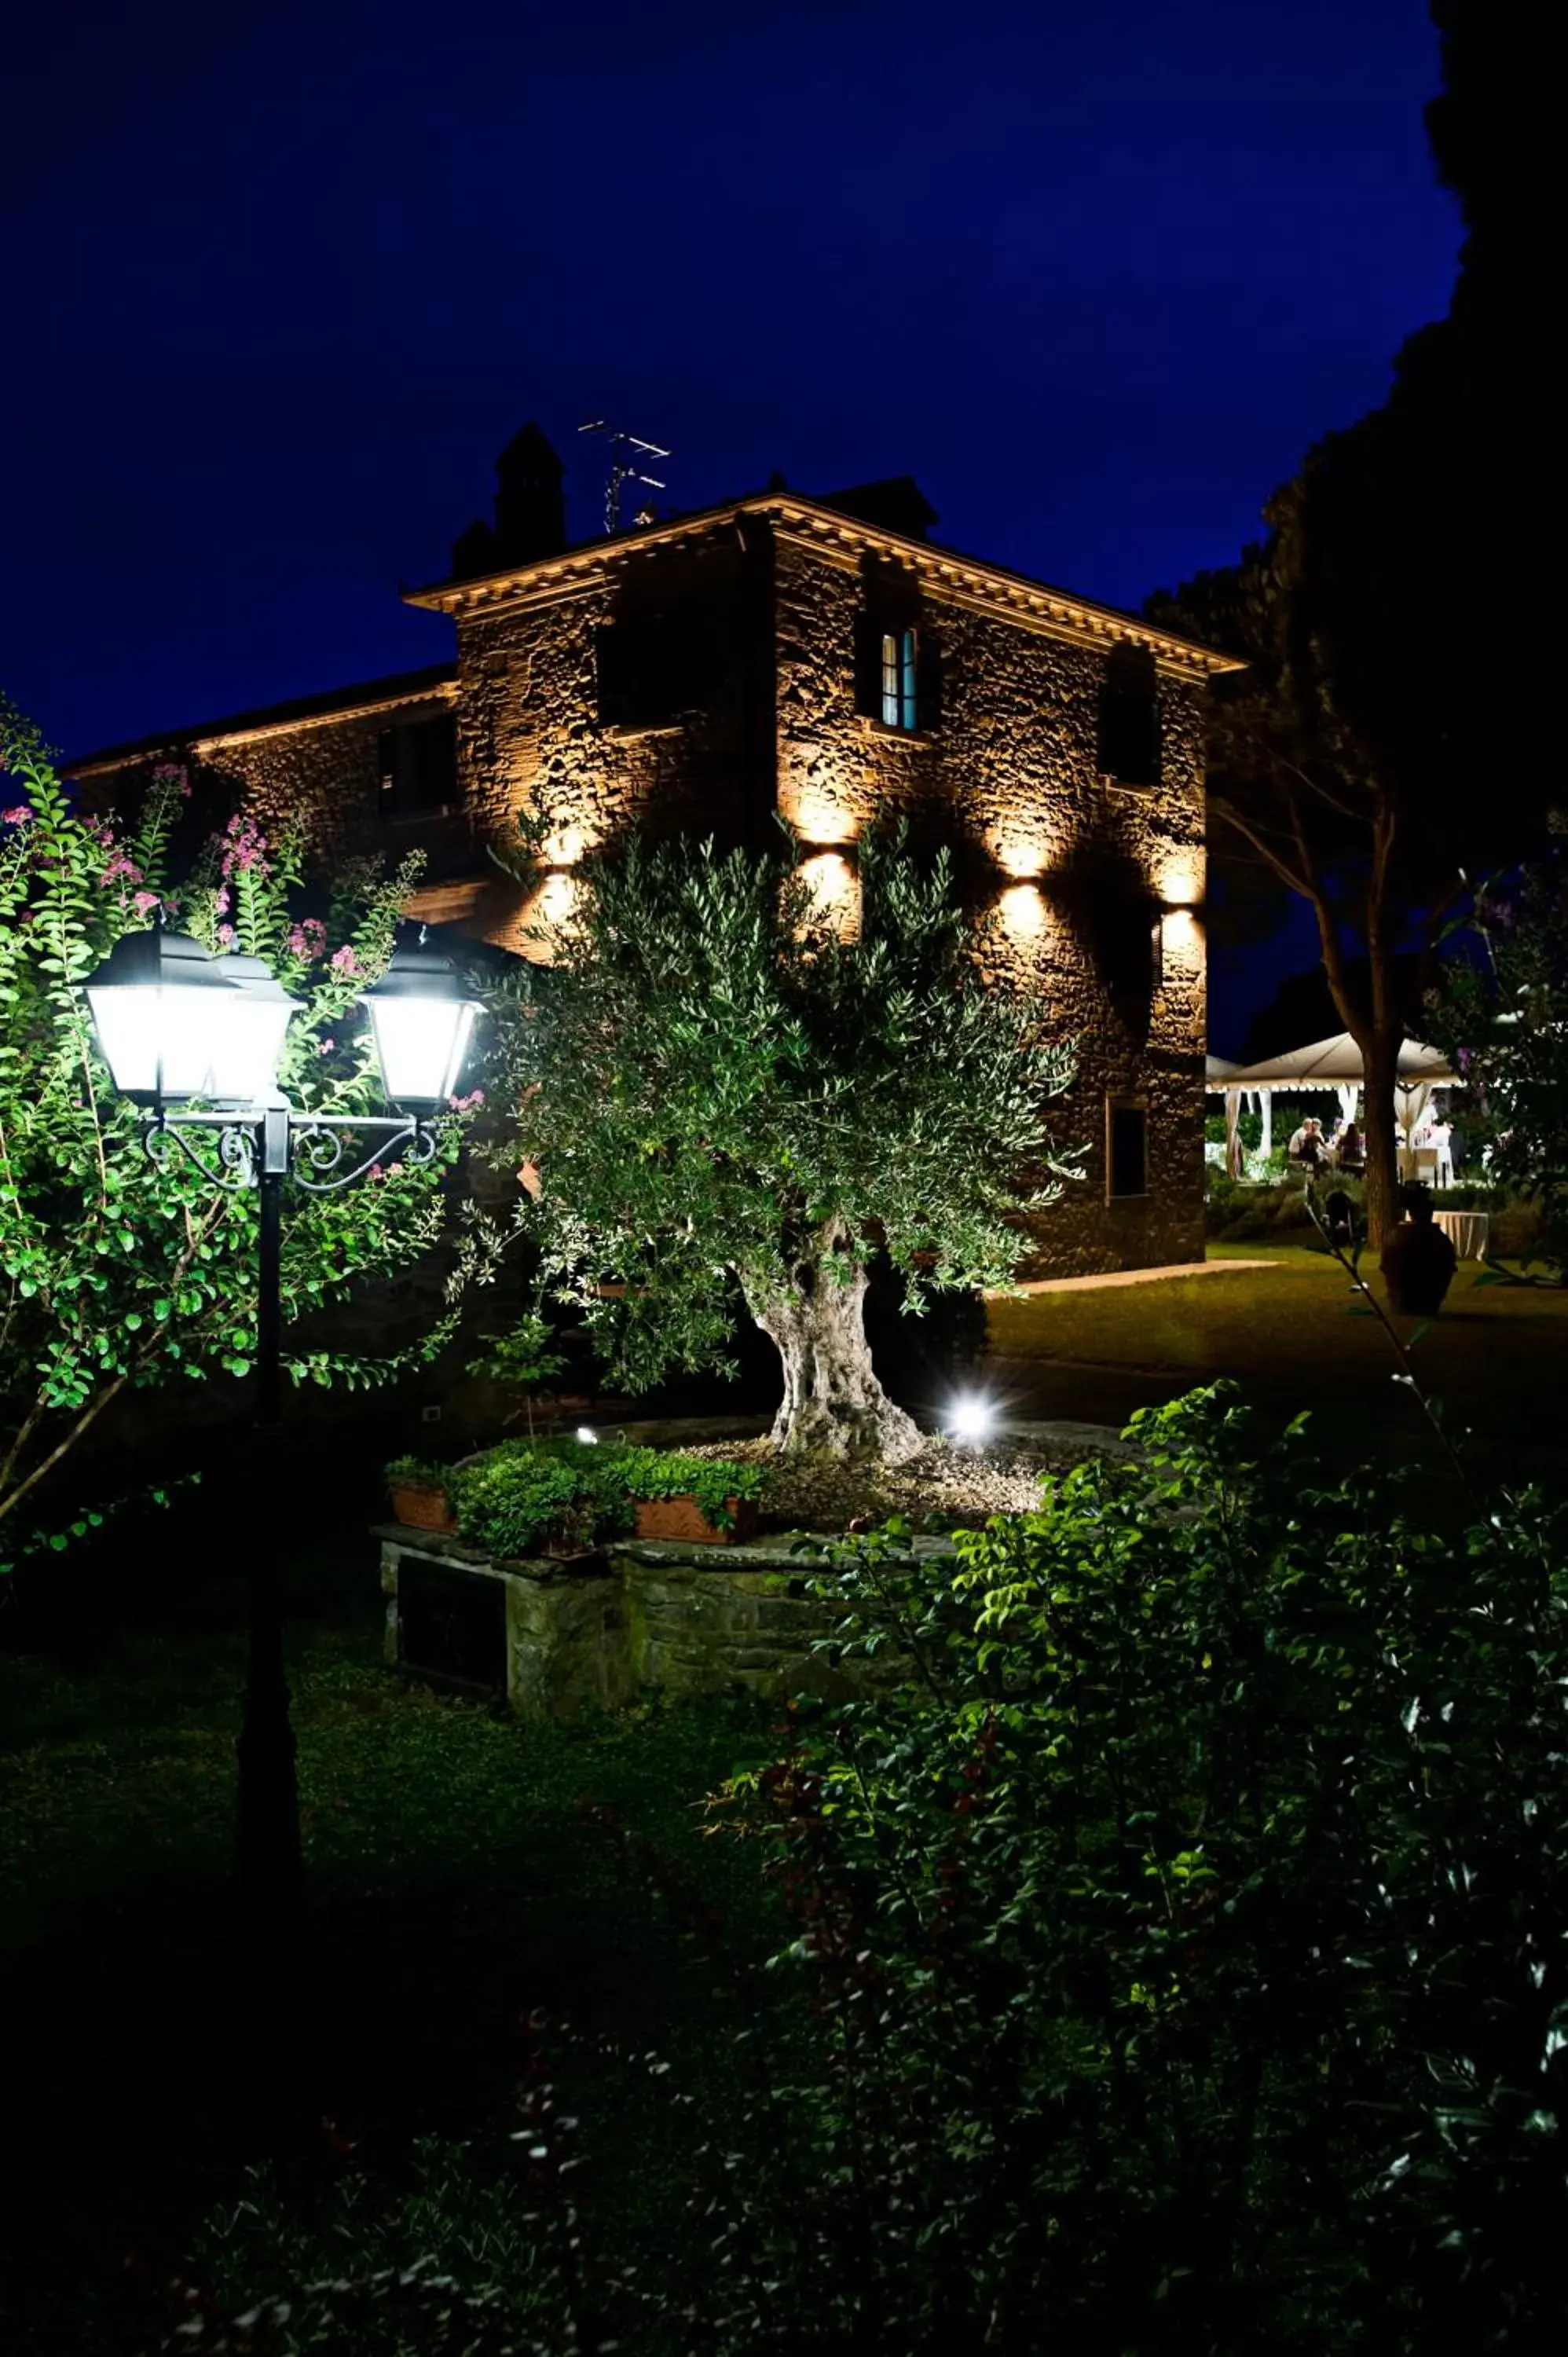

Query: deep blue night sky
[[8, 0, 1457, 1013]]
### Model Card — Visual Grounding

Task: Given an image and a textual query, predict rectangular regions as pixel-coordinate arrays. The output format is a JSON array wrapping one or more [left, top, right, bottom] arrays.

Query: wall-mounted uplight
[[998, 882, 1049, 943]]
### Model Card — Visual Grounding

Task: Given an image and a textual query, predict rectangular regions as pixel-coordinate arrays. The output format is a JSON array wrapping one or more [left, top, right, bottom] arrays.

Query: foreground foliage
[[148, 1387, 1568, 2355], [0, 699, 483, 1574]]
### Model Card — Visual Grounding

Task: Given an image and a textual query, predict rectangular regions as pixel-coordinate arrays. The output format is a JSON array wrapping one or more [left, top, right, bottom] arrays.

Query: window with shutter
[[1097, 647, 1162, 789], [1106, 1099, 1149, 1200], [378, 715, 457, 819]]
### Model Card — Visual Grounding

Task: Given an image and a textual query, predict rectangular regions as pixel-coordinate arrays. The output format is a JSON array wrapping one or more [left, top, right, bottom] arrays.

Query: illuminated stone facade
[[71, 485, 1236, 1275]]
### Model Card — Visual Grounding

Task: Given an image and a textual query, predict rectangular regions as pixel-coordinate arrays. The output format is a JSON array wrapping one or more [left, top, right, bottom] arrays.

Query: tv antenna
[[578, 420, 671, 534]]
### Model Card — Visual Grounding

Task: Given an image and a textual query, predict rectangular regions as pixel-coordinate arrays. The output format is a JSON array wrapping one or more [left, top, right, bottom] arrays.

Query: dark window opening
[[397, 1560, 505, 1695], [1107, 1100, 1149, 1200], [595, 612, 709, 731], [1097, 647, 1161, 790], [378, 714, 457, 819]]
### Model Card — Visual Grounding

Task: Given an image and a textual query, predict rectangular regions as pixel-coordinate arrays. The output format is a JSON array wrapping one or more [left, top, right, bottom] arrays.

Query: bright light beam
[[947, 1395, 995, 1446]]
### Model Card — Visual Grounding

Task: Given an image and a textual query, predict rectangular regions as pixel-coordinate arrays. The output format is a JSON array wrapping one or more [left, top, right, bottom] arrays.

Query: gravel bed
[[678, 1433, 1109, 1534]]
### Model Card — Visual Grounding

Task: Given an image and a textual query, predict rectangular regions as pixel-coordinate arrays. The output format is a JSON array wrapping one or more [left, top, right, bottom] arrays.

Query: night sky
[[8, 0, 1457, 1042]]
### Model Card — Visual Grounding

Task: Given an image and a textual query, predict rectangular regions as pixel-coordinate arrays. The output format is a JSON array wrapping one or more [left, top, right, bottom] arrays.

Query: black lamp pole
[[234, 1104, 299, 1905], [85, 924, 476, 1912], [146, 1101, 438, 1909]]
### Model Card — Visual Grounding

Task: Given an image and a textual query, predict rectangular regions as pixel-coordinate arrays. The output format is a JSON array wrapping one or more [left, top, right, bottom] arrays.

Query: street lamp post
[[83, 924, 480, 1909]]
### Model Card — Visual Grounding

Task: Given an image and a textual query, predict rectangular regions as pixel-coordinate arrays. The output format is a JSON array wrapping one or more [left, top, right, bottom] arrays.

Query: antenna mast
[[578, 420, 671, 533]]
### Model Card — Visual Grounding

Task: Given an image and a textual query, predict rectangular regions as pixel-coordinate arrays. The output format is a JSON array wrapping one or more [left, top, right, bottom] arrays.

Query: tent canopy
[[1221, 1032, 1458, 1092]]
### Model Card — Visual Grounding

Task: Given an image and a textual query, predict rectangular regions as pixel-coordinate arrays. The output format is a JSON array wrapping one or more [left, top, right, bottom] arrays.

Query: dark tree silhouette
[[1151, 2, 1557, 1243]]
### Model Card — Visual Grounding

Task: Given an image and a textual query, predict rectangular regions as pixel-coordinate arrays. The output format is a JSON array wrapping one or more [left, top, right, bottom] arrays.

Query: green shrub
[[614, 1446, 768, 1529], [452, 1442, 634, 1557], [1204, 1176, 1313, 1240], [173, 1391, 1568, 2350], [703, 1384, 1568, 2351]]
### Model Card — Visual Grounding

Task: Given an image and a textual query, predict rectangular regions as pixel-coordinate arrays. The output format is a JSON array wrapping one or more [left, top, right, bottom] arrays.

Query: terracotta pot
[[390, 1482, 456, 1534], [633, 1495, 760, 1546]]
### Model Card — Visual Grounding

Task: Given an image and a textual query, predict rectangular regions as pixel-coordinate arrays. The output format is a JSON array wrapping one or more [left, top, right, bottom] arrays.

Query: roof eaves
[[405, 497, 1244, 677]]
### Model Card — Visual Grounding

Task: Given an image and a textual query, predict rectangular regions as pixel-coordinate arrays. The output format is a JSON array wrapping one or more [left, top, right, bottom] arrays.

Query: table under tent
[[1209, 1033, 1460, 1178]]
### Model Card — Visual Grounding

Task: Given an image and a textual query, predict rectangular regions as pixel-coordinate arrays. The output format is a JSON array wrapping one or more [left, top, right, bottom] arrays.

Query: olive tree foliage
[[489, 827, 1079, 1459], [0, 698, 493, 1574]]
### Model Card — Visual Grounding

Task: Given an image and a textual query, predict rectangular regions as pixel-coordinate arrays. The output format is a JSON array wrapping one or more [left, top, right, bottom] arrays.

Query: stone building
[[70, 427, 1240, 1275]]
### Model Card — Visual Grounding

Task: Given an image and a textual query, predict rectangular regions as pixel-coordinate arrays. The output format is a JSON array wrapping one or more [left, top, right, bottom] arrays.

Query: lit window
[[881, 628, 918, 731]]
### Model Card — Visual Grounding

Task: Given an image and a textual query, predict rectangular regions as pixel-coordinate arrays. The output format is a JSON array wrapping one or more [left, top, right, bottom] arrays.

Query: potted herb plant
[[384, 1455, 457, 1534], [617, 1447, 768, 1545]]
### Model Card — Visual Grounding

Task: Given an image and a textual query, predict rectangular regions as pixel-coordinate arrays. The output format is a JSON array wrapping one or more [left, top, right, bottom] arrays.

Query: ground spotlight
[[575, 1425, 599, 1445], [947, 1395, 995, 1446]]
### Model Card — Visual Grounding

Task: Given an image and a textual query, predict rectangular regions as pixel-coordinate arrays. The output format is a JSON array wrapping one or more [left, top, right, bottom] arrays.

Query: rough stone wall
[[77, 687, 471, 893], [75, 510, 1208, 1274], [379, 1530, 913, 1720], [771, 531, 1207, 1273], [452, 524, 775, 954]]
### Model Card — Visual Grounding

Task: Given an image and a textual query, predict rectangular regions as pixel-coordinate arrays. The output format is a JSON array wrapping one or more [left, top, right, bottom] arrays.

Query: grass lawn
[[984, 1242, 1568, 1472], [1, 1560, 783, 2355]]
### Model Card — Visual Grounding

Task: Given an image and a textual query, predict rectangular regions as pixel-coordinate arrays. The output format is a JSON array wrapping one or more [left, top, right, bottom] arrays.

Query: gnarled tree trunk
[[746, 1229, 924, 1462]]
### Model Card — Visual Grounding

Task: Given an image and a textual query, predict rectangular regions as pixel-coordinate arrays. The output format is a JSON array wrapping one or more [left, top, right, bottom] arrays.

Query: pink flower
[[152, 763, 191, 797], [214, 887, 231, 915], [216, 922, 236, 948], [101, 855, 145, 887], [132, 890, 160, 917], [1, 806, 32, 827], [329, 944, 360, 976], [219, 814, 270, 882], [317, 1037, 336, 1056], [447, 1088, 485, 1113], [288, 917, 327, 960]]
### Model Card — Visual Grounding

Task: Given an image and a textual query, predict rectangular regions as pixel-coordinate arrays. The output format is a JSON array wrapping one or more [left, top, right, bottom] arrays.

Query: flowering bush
[[0, 695, 495, 1575]]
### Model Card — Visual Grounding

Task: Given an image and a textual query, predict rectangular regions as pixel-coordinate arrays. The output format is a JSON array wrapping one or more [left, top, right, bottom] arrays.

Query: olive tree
[[496, 828, 1078, 1460]]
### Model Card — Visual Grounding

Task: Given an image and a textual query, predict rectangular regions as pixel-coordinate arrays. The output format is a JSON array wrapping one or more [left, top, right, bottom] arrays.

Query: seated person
[[1336, 1121, 1365, 1172], [1379, 1184, 1457, 1317], [1296, 1117, 1328, 1171]]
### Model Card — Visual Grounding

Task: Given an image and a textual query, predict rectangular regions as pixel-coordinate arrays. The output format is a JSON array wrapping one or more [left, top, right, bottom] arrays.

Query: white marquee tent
[[1207, 1033, 1460, 1178]]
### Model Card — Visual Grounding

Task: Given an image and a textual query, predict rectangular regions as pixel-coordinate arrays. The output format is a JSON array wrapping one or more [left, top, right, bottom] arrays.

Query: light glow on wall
[[799, 851, 860, 937], [787, 783, 859, 849], [537, 869, 578, 926], [544, 821, 588, 869], [991, 833, 1048, 882], [1159, 905, 1202, 972], [1156, 848, 1204, 908], [998, 882, 1049, 942]]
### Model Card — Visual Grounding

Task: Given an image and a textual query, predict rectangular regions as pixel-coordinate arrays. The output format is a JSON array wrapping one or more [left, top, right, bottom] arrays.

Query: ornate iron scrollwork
[[144, 1116, 258, 1190], [141, 1110, 435, 1196]]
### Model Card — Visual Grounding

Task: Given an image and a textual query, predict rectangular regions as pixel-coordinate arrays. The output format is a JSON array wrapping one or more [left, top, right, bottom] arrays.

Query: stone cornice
[[406, 497, 1244, 682], [69, 673, 458, 777]]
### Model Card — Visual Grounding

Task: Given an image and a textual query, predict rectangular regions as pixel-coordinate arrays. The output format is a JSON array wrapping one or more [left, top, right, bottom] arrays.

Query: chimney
[[493, 422, 566, 563], [815, 476, 939, 541]]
